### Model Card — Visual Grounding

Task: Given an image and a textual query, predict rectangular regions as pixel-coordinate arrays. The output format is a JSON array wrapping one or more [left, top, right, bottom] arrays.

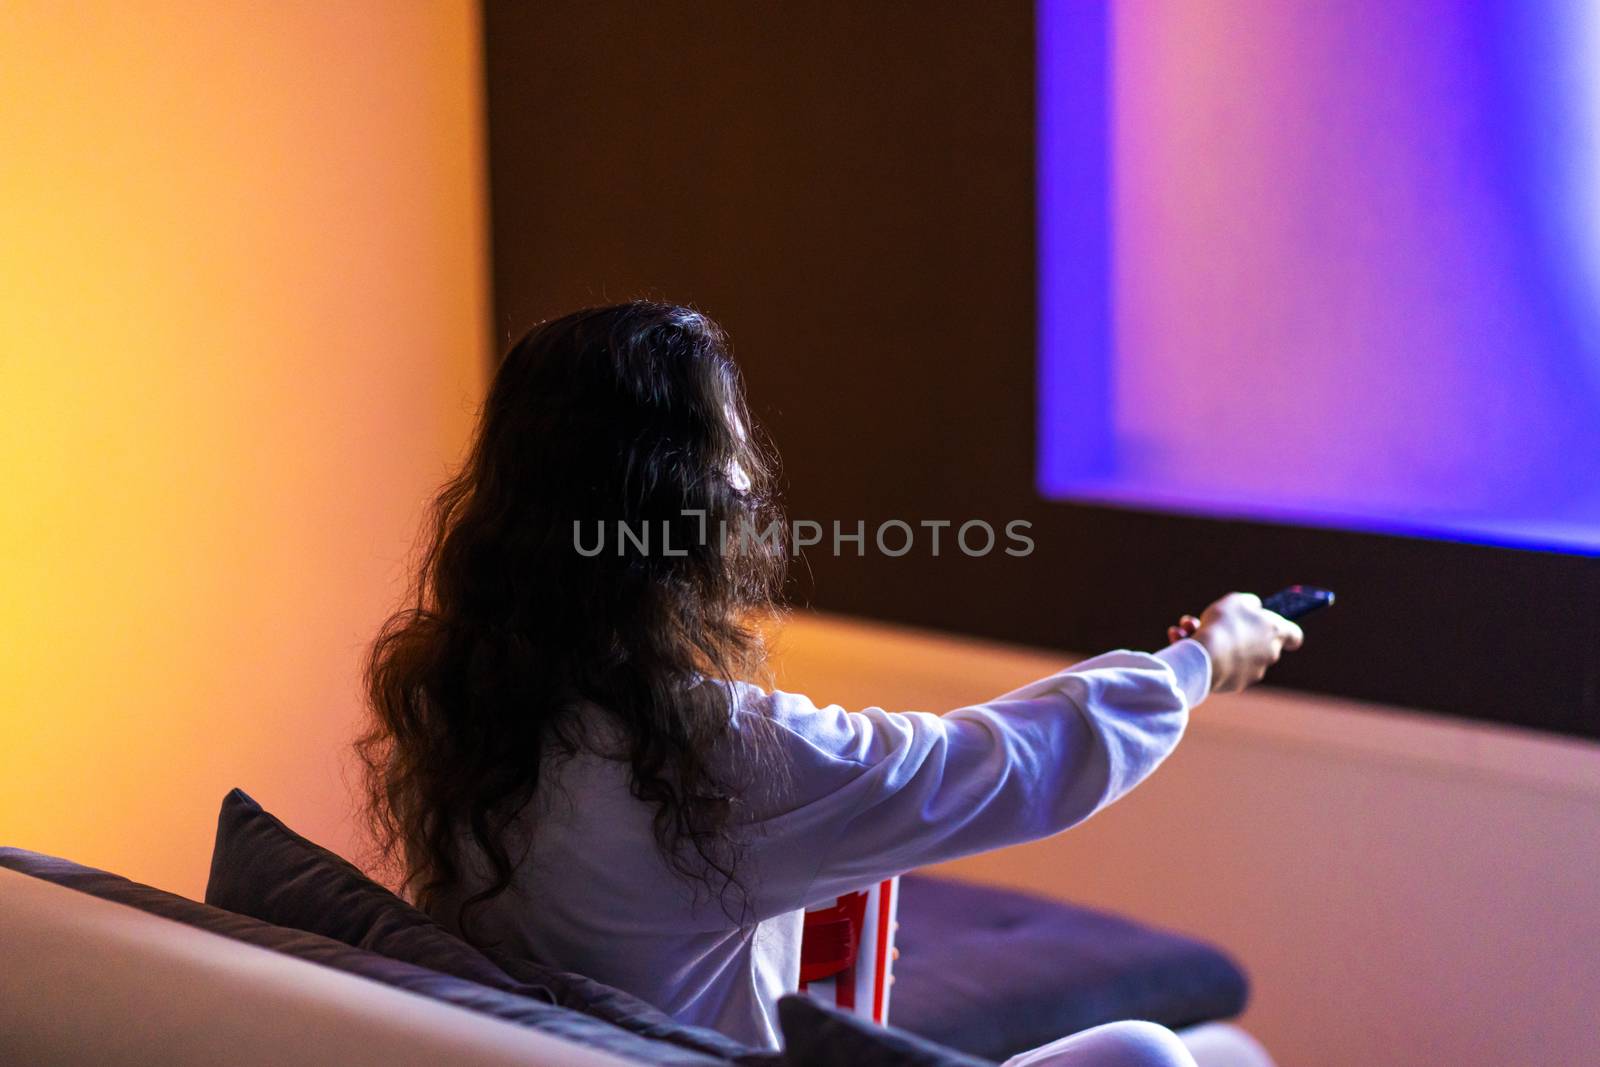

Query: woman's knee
[[1071, 1020, 1196, 1067]]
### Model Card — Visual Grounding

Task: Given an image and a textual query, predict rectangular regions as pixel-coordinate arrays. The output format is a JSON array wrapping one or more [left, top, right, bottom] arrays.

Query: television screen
[[1037, 1, 1600, 553]]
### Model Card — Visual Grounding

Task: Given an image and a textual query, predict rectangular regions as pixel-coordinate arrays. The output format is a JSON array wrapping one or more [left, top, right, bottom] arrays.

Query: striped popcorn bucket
[[797, 876, 900, 1025]]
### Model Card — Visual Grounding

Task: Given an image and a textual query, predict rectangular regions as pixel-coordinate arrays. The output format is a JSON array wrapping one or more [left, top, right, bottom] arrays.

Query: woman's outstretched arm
[[731, 640, 1199, 915], [736, 594, 1299, 918]]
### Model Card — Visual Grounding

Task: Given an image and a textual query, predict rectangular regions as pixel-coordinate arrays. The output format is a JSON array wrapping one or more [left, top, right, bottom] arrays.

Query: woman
[[359, 302, 1301, 1066]]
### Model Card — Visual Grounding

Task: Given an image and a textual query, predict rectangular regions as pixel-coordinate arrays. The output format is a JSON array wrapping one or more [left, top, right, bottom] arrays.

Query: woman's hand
[[1167, 592, 1303, 694]]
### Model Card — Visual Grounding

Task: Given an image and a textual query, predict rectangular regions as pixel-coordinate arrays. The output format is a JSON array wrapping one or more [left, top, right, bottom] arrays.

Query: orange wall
[[0, 2, 489, 896]]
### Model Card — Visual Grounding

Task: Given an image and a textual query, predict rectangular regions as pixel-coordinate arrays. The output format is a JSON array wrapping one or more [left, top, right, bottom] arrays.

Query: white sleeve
[[737, 639, 1210, 915]]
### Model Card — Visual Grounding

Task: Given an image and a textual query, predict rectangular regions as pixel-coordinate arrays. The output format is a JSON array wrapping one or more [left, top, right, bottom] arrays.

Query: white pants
[[1001, 1021, 1198, 1067], [1001, 1021, 1275, 1067]]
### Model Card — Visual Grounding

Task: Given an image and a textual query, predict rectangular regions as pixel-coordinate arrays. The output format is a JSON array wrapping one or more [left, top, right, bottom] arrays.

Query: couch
[[0, 791, 1271, 1066]]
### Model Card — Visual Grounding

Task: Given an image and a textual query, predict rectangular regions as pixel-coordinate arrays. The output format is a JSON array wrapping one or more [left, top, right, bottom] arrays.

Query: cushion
[[0, 846, 733, 1066], [777, 996, 995, 1067], [889, 875, 1249, 1061], [204, 789, 535, 992], [205, 788, 760, 1064]]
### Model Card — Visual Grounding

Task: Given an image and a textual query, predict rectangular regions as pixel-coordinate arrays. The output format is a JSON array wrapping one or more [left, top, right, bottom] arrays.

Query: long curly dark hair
[[357, 302, 786, 935]]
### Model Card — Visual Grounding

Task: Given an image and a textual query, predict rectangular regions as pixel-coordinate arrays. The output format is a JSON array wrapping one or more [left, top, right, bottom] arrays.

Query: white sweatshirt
[[433, 639, 1211, 1050]]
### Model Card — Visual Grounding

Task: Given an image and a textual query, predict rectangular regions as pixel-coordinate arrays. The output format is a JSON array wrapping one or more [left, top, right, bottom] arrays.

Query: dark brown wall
[[482, 1, 1599, 738], [482, 0, 1035, 533]]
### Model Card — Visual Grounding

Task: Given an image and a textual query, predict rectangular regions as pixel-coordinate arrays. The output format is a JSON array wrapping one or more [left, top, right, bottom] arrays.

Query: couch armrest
[[0, 866, 633, 1067]]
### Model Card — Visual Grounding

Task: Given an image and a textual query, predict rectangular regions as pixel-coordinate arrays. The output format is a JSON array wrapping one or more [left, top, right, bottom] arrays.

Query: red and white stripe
[[797, 876, 900, 1025]]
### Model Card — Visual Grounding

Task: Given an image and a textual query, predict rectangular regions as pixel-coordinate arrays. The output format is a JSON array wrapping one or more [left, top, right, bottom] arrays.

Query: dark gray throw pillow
[[205, 788, 761, 1064], [890, 874, 1249, 1060], [776, 996, 997, 1067], [204, 789, 527, 993]]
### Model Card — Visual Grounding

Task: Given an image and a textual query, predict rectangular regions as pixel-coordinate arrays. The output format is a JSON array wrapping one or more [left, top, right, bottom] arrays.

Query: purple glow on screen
[[1038, 0, 1600, 553]]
